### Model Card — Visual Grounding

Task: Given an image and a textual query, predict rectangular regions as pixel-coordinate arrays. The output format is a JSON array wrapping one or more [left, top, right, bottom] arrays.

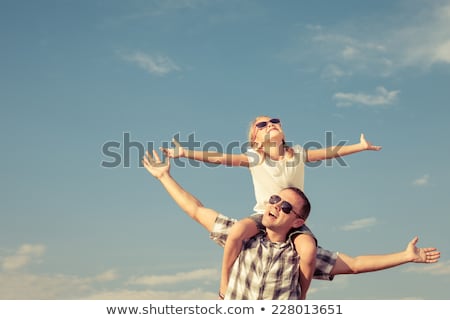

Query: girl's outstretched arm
[[160, 138, 249, 167], [306, 133, 382, 162]]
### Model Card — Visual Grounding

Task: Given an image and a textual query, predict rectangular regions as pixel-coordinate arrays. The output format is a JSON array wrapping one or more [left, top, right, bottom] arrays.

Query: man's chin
[[261, 215, 273, 227]]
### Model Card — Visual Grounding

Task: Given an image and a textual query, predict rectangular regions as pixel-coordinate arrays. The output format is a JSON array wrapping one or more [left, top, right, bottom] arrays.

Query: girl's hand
[[160, 138, 186, 158], [360, 133, 382, 151]]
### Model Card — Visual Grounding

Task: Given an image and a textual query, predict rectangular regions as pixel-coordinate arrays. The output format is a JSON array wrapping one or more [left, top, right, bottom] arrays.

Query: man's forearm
[[332, 250, 411, 275], [158, 173, 203, 220], [156, 173, 218, 232], [299, 262, 314, 300], [350, 251, 411, 273]]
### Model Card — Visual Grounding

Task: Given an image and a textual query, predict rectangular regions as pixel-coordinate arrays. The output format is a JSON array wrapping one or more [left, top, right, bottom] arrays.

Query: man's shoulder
[[209, 214, 237, 247], [215, 213, 237, 227]]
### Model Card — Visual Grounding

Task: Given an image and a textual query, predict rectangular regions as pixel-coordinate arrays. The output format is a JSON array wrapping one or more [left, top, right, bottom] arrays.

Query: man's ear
[[292, 218, 305, 229]]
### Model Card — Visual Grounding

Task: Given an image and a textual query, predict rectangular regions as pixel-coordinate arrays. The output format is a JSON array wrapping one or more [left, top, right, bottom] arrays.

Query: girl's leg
[[219, 218, 258, 298], [293, 234, 317, 299]]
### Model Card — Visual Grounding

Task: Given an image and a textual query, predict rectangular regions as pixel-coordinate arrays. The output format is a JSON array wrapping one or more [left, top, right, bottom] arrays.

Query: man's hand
[[142, 150, 170, 180], [406, 236, 440, 263], [360, 133, 382, 151]]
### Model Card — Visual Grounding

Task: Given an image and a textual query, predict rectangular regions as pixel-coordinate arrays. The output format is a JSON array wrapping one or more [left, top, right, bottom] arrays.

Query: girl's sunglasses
[[255, 118, 281, 129], [268, 194, 301, 218]]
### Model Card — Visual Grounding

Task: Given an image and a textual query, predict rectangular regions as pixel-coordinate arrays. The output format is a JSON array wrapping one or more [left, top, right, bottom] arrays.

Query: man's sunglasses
[[255, 118, 281, 129], [268, 194, 301, 218]]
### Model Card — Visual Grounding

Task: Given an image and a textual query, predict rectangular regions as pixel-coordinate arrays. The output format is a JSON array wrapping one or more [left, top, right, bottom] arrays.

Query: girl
[[161, 116, 381, 299]]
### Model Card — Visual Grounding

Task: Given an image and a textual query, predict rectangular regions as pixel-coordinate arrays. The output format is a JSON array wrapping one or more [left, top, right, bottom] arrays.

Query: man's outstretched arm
[[142, 150, 218, 233], [330, 236, 440, 276]]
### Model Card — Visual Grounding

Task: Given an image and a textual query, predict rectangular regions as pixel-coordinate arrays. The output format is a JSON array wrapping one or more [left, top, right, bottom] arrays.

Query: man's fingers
[[142, 151, 153, 167], [144, 149, 170, 165], [152, 149, 162, 163], [424, 248, 440, 256], [144, 150, 154, 162], [420, 247, 440, 263], [144, 150, 161, 165], [426, 251, 440, 262]]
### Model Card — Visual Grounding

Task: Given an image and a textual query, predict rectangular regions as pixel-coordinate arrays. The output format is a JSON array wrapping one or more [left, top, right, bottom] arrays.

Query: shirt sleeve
[[209, 214, 237, 247], [313, 247, 338, 281], [245, 147, 262, 168]]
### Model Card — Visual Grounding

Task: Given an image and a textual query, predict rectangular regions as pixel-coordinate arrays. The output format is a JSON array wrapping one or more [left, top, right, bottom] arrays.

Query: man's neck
[[265, 228, 288, 243]]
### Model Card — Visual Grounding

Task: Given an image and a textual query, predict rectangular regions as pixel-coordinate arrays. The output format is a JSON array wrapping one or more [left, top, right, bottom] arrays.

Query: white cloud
[[0, 272, 93, 299], [127, 268, 218, 286], [341, 46, 359, 59], [391, 3, 450, 68], [2, 255, 31, 271], [122, 51, 180, 75], [321, 64, 352, 81], [333, 86, 399, 107], [94, 269, 119, 282], [85, 288, 216, 300], [0, 269, 219, 299], [0, 269, 125, 299], [0, 244, 122, 299], [413, 174, 430, 187], [306, 24, 323, 31], [340, 217, 377, 231], [0, 244, 217, 299], [17, 244, 46, 256], [1, 244, 46, 271], [0, 267, 217, 299], [294, 2, 450, 79], [404, 260, 450, 276], [309, 32, 391, 76]]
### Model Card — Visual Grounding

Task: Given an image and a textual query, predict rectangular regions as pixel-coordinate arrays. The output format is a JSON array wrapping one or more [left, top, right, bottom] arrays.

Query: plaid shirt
[[210, 214, 337, 300]]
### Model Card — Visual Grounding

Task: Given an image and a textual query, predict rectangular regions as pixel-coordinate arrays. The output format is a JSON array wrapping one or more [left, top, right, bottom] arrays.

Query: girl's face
[[252, 116, 285, 144]]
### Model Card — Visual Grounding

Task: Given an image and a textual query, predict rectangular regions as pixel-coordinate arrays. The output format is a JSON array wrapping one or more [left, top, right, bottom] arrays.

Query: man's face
[[261, 189, 304, 233]]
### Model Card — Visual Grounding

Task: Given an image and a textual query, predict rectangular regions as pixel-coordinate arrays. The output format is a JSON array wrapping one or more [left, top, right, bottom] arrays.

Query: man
[[142, 150, 440, 300]]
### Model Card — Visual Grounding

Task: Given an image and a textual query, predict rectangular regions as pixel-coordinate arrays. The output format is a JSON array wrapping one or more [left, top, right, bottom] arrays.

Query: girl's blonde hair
[[247, 116, 294, 159]]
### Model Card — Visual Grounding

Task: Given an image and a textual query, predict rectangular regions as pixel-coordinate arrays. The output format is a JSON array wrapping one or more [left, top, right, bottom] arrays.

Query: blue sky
[[1, 0, 449, 299]]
